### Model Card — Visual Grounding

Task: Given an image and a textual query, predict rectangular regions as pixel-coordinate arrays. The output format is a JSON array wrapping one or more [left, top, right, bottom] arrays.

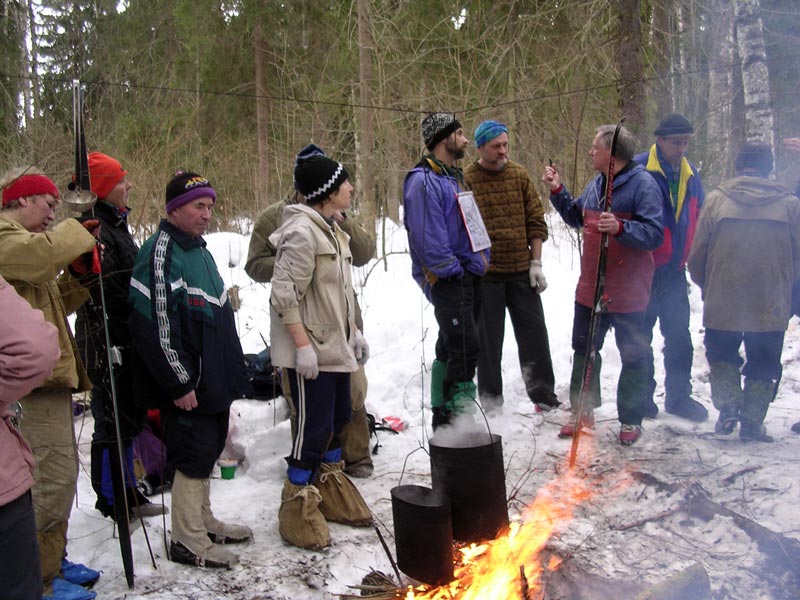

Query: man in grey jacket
[[688, 143, 800, 441]]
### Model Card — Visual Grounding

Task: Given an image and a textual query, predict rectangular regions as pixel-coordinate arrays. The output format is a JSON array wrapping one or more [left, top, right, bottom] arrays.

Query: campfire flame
[[403, 453, 597, 599]]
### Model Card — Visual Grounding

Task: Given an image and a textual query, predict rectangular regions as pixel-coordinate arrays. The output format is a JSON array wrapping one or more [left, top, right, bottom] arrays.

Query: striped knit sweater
[[463, 159, 548, 275]]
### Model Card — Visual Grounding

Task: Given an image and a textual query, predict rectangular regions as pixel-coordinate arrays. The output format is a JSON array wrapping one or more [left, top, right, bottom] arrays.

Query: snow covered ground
[[65, 215, 800, 599]]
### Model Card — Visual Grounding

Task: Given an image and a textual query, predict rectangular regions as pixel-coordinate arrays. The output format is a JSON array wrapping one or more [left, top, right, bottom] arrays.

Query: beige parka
[[269, 204, 359, 373]]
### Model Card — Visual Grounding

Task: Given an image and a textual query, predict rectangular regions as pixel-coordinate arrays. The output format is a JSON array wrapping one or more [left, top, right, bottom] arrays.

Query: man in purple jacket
[[403, 112, 490, 429]]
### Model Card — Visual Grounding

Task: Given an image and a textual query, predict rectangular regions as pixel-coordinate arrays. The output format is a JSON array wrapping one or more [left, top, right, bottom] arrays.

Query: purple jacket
[[0, 276, 60, 506], [403, 158, 490, 300]]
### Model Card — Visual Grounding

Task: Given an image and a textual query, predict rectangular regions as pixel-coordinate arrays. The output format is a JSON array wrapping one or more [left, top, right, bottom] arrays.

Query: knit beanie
[[734, 142, 773, 177], [654, 113, 695, 137], [294, 155, 348, 204], [88, 152, 127, 200], [421, 112, 461, 151], [292, 144, 327, 191], [165, 171, 217, 213], [2, 174, 60, 208], [474, 120, 508, 148]]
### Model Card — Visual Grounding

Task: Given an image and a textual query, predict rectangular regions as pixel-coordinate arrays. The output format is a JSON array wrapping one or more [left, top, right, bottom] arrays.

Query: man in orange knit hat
[[74, 153, 166, 523]]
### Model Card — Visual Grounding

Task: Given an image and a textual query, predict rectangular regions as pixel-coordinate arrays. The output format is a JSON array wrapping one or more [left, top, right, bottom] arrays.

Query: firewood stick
[[520, 565, 530, 600], [373, 523, 404, 587]]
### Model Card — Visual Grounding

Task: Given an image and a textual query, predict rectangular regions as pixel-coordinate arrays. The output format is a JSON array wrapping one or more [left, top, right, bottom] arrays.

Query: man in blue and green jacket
[[634, 113, 708, 423], [128, 171, 251, 569]]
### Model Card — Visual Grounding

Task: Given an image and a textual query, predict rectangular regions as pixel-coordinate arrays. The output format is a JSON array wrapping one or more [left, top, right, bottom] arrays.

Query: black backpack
[[243, 347, 283, 400]]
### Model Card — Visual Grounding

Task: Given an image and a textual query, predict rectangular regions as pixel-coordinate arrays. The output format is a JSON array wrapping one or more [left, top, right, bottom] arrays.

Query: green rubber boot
[[569, 352, 602, 411], [617, 366, 649, 426], [447, 381, 478, 416], [430, 359, 448, 429]]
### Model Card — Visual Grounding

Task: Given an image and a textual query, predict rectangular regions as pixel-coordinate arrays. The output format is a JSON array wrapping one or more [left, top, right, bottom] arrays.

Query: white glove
[[529, 260, 548, 293], [354, 330, 370, 365], [295, 345, 319, 380]]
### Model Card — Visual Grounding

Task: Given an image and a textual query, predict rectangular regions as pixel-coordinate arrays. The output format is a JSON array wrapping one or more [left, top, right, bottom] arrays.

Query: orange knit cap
[[88, 152, 127, 199]]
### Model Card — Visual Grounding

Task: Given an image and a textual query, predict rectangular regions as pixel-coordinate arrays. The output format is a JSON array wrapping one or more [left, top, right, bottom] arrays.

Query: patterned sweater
[[463, 159, 548, 275]]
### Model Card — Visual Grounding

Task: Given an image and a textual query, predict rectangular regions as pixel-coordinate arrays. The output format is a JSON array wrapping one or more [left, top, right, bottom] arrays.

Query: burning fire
[[402, 455, 597, 599]]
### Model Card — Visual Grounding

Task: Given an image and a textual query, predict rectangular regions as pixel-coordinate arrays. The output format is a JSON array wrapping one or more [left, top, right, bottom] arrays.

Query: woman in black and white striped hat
[[268, 150, 373, 550]]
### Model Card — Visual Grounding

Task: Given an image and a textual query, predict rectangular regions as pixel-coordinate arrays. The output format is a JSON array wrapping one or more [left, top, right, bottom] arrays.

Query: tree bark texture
[[254, 17, 270, 209], [707, 0, 736, 181], [734, 0, 775, 150], [357, 0, 376, 227], [616, 0, 645, 141]]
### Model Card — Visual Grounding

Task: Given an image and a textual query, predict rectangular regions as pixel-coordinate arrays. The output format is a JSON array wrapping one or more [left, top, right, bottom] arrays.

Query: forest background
[[1, 0, 800, 239]]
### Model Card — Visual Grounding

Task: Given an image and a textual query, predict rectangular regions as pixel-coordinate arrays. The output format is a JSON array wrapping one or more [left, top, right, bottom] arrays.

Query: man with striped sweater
[[464, 120, 558, 415]]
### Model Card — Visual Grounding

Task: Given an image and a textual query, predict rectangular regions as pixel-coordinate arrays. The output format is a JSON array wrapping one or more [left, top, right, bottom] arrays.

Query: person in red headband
[[0, 167, 101, 598], [1, 170, 61, 232]]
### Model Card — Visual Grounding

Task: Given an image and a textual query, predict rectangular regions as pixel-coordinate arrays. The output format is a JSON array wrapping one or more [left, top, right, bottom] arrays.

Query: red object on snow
[[382, 416, 406, 432]]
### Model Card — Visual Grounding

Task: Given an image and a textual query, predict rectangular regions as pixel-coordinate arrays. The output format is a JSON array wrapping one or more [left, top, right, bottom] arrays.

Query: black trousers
[[431, 273, 482, 385], [0, 491, 42, 600], [163, 409, 230, 479], [477, 275, 555, 404]]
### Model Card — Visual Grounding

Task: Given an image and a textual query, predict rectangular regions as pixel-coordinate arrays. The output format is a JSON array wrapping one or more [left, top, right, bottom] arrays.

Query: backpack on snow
[[243, 347, 283, 400]]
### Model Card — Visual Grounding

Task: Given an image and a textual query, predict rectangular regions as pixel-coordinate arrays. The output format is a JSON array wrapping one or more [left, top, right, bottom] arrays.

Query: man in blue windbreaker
[[403, 112, 490, 429], [542, 124, 663, 446]]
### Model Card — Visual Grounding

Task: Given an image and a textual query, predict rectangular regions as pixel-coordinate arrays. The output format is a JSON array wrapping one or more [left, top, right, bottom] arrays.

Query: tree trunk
[[734, 0, 774, 151], [25, 0, 37, 121], [616, 0, 645, 142], [254, 17, 269, 208], [356, 0, 376, 229], [651, 0, 673, 119], [707, 0, 736, 182]]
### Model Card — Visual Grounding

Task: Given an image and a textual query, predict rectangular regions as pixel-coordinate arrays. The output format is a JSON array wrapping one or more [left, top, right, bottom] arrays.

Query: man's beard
[[446, 139, 465, 160]]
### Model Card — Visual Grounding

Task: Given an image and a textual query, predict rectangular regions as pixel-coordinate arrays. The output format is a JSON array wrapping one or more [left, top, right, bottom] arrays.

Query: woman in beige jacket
[[269, 153, 372, 550]]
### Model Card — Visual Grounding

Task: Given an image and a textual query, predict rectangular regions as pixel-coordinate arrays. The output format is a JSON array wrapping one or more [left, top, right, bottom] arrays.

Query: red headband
[[2, 174, 60, 208]]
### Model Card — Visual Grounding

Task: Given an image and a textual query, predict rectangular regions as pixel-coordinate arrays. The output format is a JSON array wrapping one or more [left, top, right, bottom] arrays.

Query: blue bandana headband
[[474, 120, 508, 148]]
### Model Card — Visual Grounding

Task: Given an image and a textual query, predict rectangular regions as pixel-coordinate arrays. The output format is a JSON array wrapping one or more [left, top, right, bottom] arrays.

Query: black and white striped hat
[[294, 155, 349, 204], [421, 112, 461, 151]]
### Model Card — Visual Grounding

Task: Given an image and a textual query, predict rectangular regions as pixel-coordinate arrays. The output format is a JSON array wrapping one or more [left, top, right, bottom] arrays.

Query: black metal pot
[[429, 432, 508, 542], [391, 484, 454, 586]]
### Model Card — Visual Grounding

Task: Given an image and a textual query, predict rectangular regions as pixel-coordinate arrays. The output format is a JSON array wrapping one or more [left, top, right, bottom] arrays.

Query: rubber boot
[[170, 471, 239, 568], [616, 366, 649, 427], [430, 359, 448, 429], [739, 378, 775, 442], [709, 362, 743, 434], [569, 352, 601, 411], [315, 453, 372, 527], [446, 381, 478, 417], [202, 480, 252, 544], [278, 480, 331, 550]]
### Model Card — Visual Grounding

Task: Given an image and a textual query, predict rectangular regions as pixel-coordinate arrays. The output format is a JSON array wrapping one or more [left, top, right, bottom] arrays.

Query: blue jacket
[[129, 220, 248, 414], [403, 158, 490, 300], [634, 145, 704, 271], [550, 163, 663, 312]]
